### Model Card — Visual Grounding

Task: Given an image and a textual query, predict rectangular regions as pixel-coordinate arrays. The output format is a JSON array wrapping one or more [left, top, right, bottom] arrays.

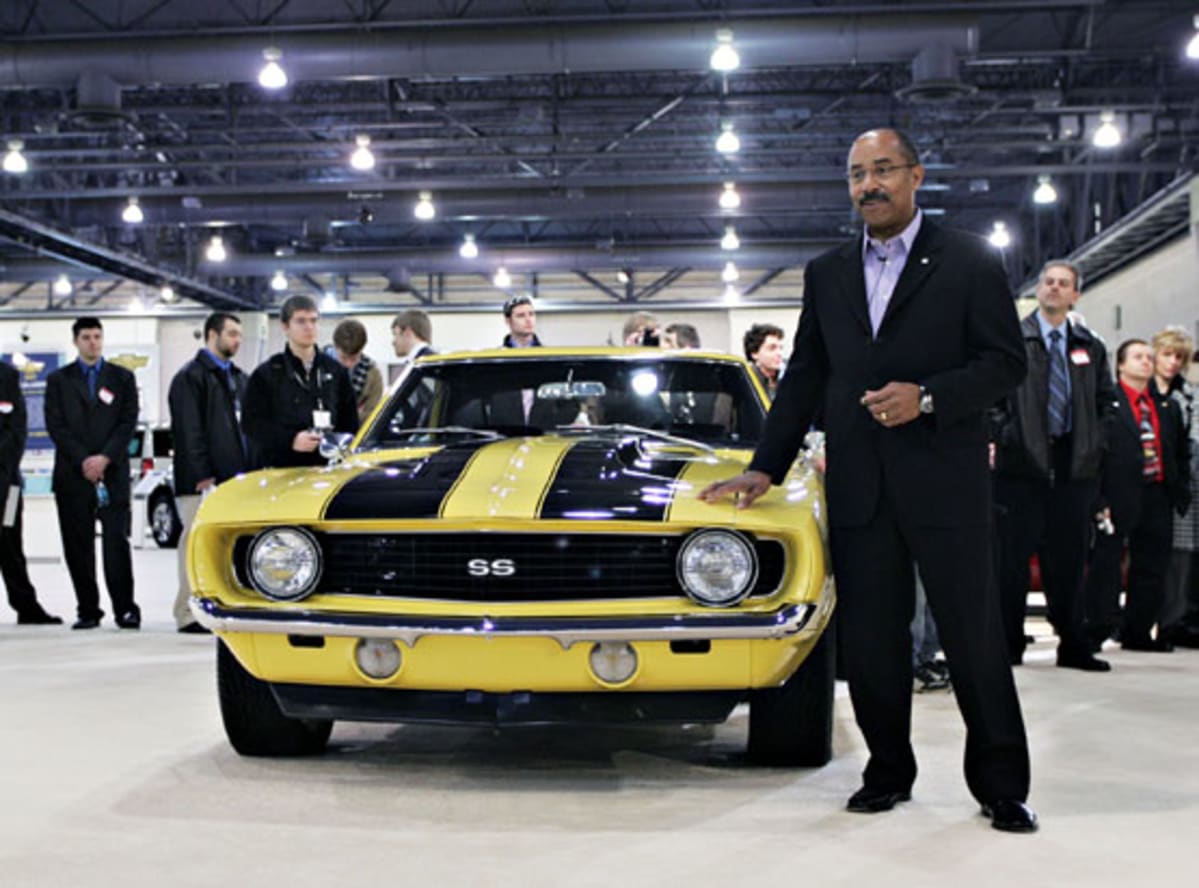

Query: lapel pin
[[920, 257, 929, 265]]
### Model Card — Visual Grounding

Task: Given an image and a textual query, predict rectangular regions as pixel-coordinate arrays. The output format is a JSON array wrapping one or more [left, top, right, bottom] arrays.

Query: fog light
[[589, 642, 638, 686], [354, 638, 402, 680]]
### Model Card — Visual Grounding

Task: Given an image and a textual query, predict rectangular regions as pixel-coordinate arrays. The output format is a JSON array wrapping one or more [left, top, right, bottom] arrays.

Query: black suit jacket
[[44, 359, 139, 502], [1101, 384, 1191, 518], [168, 349, 249, 493], [0, 362, 28, 513], [750, 219, 1027, 528]]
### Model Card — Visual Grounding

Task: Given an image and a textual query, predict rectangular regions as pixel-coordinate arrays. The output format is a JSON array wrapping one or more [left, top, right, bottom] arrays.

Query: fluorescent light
[[270, 270, 288, 291], [721, 261, 740, 283], [1188, 14, 1199, 60], [121, 196, 144, 224], [52, 274, 72, 297], [459, 234, 478, 259], [720, 225, 740, 251], [715, 121, 740, 155], [205, 235, 227, 263], [722, 284, 741, 305], [1033, 175, 1057, 205], [493, 267, 511, 289], [350, 134, 375, 171], [988, 221, 1011, 249], [710, 28, 740, 72], [159, 285, 176, 303], [3, 139, 28, 174], [258, 47, 288, 90], [1092, 111, 1122, 148], [413, 190, 436, 221], [719, 181, 741, 210]]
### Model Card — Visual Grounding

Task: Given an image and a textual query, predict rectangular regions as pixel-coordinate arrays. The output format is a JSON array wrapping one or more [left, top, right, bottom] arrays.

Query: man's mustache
[[859, 191, 889, 206]]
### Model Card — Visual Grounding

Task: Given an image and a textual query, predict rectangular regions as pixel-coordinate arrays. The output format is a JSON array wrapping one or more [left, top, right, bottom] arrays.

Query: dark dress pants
[[55, 491, 136, 620], [995, 437, 1097, 658], [829, 496, 1031, 805], [1086, 483, 1172, 644], [0, 495, 42, 616]]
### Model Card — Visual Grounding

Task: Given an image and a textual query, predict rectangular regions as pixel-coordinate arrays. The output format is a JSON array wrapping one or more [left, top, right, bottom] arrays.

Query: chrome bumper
[[189, 595, 820, 649]]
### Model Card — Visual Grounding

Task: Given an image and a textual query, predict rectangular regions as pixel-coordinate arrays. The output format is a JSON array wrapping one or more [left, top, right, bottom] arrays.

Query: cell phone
[[640, 328, 660, 347]]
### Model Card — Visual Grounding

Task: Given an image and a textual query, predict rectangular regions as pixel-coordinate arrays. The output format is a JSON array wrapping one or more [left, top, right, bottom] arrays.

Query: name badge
[[1069, 349, 1091, 366], [312, 409, 332, 431], [98, 387, 115, 405], [0, 401, 11, 414]]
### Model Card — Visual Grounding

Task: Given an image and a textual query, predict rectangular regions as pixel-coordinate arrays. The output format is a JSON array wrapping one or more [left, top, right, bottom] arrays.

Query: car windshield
[[360, 355, 767, 448]]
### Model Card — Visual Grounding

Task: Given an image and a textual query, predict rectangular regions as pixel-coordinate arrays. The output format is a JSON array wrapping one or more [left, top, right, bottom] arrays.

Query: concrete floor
[[2, 498, 1197, 887]]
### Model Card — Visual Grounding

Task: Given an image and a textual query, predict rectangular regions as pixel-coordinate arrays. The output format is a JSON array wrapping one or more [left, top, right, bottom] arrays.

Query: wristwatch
[[919, 385, 934, 414]]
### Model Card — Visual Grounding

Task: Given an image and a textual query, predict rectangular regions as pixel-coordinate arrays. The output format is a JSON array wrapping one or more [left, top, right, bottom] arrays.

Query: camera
[[640, 328, 660, 347]]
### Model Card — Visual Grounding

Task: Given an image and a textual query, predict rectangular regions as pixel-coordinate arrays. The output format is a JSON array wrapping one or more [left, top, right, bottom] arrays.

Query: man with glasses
[[701, 128, 1035, 832]]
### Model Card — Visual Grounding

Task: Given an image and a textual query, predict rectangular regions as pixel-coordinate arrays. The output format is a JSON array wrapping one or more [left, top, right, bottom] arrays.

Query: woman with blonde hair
[[1152, 325, 1199, 646]]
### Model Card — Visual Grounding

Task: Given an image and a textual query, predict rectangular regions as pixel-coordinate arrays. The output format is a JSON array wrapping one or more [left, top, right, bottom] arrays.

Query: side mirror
[[320, 432, 354, 464]]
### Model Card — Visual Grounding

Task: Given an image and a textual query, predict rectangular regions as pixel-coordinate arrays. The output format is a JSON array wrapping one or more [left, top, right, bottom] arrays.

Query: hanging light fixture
[[493, 267, 511, 289], [1187, 14, 1199, 60], [616, 269, 630, 285], [721, 261, 740, 283], [719, 181, 741, 210], [350, 134, 376, 171], [257, 47, 288, 90], [413, 191, 436, 221], [459, 234, 479, 259], [715, 121, 740, 155], [270, 270, 288, 291], [121, 196, 144, 224], [1033, 175, 1058, 206], [988, 221, 1012, 249], [720, 225, 740, 251], [52, 274, 72, 297], [722, 284, 741, 305], [1092, 111, 1122, 148], [709, 28, 740, 72], [127, 295, 145, 313], [3, 140, 28, 174], [205, 235, 228, 262], [159, 285, 176, 303]]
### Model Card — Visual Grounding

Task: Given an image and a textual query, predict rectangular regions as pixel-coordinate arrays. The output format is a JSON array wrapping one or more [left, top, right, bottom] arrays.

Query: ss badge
[[467, 558, 516, 577]]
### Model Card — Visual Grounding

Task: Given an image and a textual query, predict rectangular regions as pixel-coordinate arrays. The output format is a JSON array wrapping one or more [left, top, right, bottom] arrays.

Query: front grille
[[235, 532, 785, 602]]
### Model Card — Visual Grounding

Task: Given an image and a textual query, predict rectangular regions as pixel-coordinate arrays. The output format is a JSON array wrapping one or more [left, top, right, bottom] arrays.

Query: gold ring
[[880, 411, 888, 422]]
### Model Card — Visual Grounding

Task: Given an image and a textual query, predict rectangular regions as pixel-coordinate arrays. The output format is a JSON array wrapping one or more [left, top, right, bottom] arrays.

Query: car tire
[[217, 641, 333, 757], [746, 623, 835, 767], [149, 488, 182, 548]]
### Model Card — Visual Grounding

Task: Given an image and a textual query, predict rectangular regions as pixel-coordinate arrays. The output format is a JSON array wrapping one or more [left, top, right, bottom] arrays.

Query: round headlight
[[247, 527, 322, 601], [677, 529, 757, 607]]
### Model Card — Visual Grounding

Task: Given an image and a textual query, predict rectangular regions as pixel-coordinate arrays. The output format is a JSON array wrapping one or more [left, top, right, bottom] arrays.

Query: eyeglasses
[[845, 163, 916, 185]]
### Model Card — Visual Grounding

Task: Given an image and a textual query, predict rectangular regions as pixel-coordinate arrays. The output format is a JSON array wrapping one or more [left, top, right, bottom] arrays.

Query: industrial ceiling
[[0, 0, 1196, 313]]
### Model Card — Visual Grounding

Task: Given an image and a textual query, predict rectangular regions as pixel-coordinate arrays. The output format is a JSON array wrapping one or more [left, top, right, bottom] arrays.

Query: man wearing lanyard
[[167, 312, 249, 633], [243, 295, 358, 470], [1085, 339, 1190, 651]]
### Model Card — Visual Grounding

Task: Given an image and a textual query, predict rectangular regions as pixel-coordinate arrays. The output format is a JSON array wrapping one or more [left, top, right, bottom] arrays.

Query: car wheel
[[149, 489, 182, 548], [216, 641, 333, 757], [746, 623, 835, 767]]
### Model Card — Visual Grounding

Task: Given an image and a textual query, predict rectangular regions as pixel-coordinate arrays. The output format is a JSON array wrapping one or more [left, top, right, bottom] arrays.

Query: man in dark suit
[[44, 317, 140, 630], [167, 312, 248, 633], [0, 359, 62, 625], [701, 128, 1036, 832], [1085, 339, 1190, 651]]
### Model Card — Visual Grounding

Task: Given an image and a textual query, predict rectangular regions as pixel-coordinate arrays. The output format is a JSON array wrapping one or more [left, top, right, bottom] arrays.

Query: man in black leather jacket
[[992, 260, 1116, 670]]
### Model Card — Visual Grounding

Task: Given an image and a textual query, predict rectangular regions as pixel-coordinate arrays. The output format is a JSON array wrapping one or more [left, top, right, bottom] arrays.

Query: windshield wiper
[[555, 423, 715, 454]]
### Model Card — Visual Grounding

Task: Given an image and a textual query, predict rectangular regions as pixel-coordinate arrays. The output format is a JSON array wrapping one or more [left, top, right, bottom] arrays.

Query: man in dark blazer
[[1085, 339, 1190, 651], [167, 312, 248, 633], [701, 128, 1036, 832], [44, 317, 140, 629], [0, 359, 62, 625]]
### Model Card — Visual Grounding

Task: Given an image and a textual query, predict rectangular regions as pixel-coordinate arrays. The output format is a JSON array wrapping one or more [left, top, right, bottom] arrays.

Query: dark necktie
[[85, 365, 98, 400], [1046, 330, 1070, 436], [1138, 394, 1161, 481]]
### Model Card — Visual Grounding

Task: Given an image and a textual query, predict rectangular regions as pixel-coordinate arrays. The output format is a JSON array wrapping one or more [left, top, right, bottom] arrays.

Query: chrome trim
[[189, 595, 819, 650]]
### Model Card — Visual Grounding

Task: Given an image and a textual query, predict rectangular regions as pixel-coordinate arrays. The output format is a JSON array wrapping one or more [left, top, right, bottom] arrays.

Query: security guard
[[243, 295, 358, 469]]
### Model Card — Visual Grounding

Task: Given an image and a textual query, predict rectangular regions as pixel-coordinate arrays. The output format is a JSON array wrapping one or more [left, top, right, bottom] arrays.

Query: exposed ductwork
[[895, 45, 977, 103], [0, 15, 977, 88]]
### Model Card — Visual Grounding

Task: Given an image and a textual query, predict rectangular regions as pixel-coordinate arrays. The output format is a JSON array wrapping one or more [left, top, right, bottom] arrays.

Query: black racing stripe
[[539, 438, 689, 521], [323, 444, 488, 520]]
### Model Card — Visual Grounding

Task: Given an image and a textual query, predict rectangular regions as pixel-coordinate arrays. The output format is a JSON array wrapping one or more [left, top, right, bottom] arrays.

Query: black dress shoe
[[17, 609, 64, 625], [71, 616, 101, 630], [1121, 637, 1173, 652], [847, 786, 911, 813], [177, 622, 211, 635], [1056, 648, 1112, 672], [981, 799, 1038, 833], [115, 610, 141, 630]]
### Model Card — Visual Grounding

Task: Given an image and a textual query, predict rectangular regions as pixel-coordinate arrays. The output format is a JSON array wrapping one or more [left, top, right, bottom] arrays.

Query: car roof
[[415, 346, 749, 364]]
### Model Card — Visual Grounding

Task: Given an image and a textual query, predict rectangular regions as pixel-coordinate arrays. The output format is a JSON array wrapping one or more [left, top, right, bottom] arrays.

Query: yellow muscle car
[[189, 347, 834, 765]]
